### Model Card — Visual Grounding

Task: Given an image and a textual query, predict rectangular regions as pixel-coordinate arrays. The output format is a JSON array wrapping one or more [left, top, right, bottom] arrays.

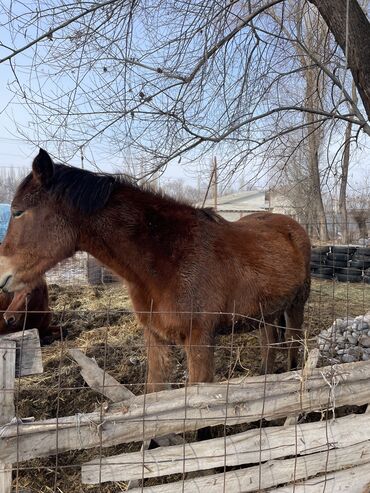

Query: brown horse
[[0, 149, 310, 389], [0, 277, 53, 341]]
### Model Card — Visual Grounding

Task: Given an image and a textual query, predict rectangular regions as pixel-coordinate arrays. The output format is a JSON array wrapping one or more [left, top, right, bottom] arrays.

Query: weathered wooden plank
[[81, 412, 370, 483], [269, 462, 370, 492], [0, 329, 43, 377], [68, 348, 183, 490], [0, 330, 42, 491], [284, 348, 319, 427], [0, 382, 368, 464], [0, 340, 16, 424], [126, 441, 370, 493], [69, 347, 140, 488], [68, 348, 133, 402], [0, 339, 16, 493], [0, 465, 14, 493], [1, 359, 370, 463], [68, 349, 184, 490], [68, 348, 184, 450]]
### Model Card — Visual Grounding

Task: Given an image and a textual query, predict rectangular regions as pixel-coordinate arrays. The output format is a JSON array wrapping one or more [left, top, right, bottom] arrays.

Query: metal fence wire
[[0, 230, 370, 493]]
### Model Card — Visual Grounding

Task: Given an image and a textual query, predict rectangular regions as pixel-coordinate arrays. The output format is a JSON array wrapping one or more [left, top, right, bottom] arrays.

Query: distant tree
[[348, 181, 370, 240], [162, 178, 204, 204], [0, 168, 27, 203]]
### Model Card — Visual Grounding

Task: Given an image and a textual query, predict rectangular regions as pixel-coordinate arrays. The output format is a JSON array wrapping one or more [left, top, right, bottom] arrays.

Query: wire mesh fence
[[46, 253, 120, 286], [0, 234, 370, 492]]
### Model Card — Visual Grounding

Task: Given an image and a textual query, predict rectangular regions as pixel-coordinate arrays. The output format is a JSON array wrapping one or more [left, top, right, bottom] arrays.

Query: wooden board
[[269, 461, 370, 493], [68, 348, 134, 402], [82, 412, 370, 483], [1, 359, 370, 463], [68, 348, 183, 490], [284, 348, 319, 427], [0, 339, 16, 493], [0, 329, 43, 377], [126, 441, 370, 493]]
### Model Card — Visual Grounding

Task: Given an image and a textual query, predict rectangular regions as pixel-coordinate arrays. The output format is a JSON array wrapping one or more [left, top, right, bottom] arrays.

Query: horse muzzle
[[0, 274, 13, 292], [0, 256, 17, 292], [4, 315, 16, 327]]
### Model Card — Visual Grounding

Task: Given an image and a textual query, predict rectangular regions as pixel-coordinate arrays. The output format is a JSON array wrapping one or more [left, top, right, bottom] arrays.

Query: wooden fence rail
[[126, 443, 370, 493], [1, 337, 370, 492], [82, 412, 370, 484], [1, 358, 370, 464]]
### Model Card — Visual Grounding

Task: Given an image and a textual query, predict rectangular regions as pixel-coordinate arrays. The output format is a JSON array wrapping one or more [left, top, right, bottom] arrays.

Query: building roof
[[200, 190, 267, 212]]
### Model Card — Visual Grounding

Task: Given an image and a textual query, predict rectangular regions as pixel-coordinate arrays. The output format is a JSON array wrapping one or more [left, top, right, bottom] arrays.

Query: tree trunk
[[309, 0, 370, 120], [308, 145, 328, 240], [305, 66, 329, 241], [339, 121, 351, 244], [338, 81, 358, 244], [354, 212, 369, 239]]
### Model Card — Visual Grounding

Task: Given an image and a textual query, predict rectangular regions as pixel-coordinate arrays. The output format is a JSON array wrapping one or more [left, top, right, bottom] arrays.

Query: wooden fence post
[[0, 339, 16, 493], [0, 329, 43, 493]]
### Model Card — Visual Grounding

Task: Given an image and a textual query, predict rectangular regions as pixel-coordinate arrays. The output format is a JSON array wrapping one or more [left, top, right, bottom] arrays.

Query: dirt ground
[[13, 278, 370, 492]]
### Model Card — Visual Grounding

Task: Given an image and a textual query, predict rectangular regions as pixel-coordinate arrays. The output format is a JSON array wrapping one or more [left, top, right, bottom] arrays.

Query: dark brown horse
[[0, 277, 52, 339], [0, 149, 310, 389]]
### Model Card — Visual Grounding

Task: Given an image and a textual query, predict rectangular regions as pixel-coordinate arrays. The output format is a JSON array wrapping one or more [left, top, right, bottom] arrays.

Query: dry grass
[[307, 277, 370, 334], [13, 278, 370, 492]]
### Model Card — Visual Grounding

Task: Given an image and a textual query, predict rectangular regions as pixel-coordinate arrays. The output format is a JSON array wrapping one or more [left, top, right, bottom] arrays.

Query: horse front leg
[[183, 327, 216, 443], [145, 327, 173, 393], [184, 328, 215, 384]]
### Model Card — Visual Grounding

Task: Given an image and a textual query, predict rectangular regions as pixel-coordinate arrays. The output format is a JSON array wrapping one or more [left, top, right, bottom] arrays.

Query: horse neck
[[78, 185, 195, 287]]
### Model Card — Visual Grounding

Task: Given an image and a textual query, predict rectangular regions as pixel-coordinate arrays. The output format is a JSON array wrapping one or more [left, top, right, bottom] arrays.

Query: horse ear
[[32, 148, 54, 186]]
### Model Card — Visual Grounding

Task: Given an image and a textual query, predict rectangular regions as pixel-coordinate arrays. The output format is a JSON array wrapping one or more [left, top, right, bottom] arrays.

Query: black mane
[[16, 164, 133, 215], [48, 164, 124, 214], [19, 163, 221, 220]]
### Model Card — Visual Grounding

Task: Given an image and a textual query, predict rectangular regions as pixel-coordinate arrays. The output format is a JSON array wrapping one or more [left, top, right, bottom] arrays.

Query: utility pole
[[213, 156, 218, 210], [201, 156, 218, 209], [80, 146, 84, 169]]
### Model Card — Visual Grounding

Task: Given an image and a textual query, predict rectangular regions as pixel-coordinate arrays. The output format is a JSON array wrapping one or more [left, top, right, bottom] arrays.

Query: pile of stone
[[317, 312, 370, 363]]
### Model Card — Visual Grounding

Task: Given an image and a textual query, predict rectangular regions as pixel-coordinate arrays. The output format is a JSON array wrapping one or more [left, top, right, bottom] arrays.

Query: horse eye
[[12, 210, 24, 218]]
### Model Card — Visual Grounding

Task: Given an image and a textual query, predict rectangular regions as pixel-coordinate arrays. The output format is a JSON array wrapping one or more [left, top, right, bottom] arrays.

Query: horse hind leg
[[259, 316, 280, 375], [285, 279, 310, 371], [284, 308, 304, 371]]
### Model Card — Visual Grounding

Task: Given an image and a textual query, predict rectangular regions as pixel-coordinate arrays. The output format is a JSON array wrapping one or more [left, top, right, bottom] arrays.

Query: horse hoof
[[259, 364, 267, 376], [40, 335, 53, 346], [40, 326, 68, 346]]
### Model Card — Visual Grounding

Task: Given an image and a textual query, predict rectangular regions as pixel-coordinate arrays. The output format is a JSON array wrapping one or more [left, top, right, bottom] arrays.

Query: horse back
[[130, 210, 310, 338], [213, 212, 311, 316], [235, 212, 310, 270]]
